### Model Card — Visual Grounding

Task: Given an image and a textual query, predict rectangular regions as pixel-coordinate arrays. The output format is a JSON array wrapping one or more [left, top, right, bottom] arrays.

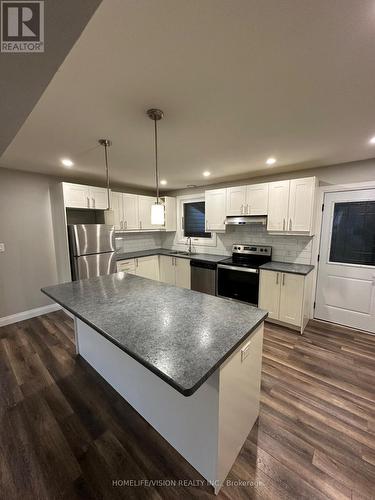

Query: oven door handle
[[217, 264, 259, 274]]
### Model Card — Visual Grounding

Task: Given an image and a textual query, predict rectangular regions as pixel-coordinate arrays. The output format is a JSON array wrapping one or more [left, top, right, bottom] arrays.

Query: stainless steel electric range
[[217, 244, 272, 305]]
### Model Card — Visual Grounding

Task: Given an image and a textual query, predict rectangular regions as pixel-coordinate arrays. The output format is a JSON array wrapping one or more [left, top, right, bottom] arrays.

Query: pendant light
[[147, 108, 165, 226], [99, 139, 114, 225]]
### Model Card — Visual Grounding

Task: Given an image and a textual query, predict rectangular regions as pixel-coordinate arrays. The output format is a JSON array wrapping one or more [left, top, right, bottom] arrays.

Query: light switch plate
[[0, 243, 5, 253]]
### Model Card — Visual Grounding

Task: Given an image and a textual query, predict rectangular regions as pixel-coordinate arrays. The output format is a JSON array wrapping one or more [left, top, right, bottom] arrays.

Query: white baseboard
[[0, 303, 62, 328]]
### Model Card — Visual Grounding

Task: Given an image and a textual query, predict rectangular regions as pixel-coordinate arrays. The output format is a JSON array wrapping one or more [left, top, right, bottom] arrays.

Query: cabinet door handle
[[87, 196, 90, 208], [136, 258, 138, 266], [276, 273, 279, 285], [92, 197, 95, 208], [283, 218, 286, 231], [140, 221, 142, 230], [282, 273, 285, 286], [246, 204, 249, 214], [181, 217, 184, 230], [289, 219, 292, 231], [206, 220, 209, 230], [120, 220, 123, 229], [124, 220, 127, 230], [241, 204, 243, 215]]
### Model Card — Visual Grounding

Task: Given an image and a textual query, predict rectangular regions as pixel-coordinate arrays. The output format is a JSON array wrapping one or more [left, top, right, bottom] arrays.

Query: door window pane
[[329, 201, 375, 266], [183, 202, 211, 238]]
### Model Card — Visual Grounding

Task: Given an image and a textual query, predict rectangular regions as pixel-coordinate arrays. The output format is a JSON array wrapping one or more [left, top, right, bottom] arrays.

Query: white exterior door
[[226, 186, 247, 215], [267, 181, 290, 231], [315, 189, 375, 333]]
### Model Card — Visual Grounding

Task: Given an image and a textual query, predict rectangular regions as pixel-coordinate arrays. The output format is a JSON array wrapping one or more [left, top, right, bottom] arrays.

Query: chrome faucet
[[186, 237, 192, 254]]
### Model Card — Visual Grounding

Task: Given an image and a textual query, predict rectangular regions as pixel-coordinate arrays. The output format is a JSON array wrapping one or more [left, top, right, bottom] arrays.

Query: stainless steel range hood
[[225, 215, 267, 226]]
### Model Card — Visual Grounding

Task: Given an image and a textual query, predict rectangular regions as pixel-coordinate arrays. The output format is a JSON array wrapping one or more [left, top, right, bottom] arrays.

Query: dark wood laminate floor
[[1, 311, 375, 499]]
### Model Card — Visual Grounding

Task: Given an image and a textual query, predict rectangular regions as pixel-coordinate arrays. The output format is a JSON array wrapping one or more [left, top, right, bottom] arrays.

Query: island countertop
[[42, 273, 267, 396]]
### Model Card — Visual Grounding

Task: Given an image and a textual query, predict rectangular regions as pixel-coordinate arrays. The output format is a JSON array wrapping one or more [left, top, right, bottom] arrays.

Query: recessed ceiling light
[[266, 157, 276, 165], [203, 171, 211, 177], [160, 179, 167, 185], [369, 137, 375, 144], [61, 158, 74, 167]]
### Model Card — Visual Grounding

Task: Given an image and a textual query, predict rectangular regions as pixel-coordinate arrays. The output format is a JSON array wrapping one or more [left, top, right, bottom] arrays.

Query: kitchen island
[[42, 273, 267, 493]]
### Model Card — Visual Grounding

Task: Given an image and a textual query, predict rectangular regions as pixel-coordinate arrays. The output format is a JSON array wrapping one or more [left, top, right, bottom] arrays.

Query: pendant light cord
[[102, 140, 111, 210], [154, 118, 159, 203]]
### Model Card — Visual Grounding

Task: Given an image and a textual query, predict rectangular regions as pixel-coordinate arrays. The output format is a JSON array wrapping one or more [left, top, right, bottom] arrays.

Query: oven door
[[217, 264, 259, 305]]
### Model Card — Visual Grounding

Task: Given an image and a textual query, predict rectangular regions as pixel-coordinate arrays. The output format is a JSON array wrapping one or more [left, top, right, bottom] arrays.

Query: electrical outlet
[[0, 243, 5, 253]]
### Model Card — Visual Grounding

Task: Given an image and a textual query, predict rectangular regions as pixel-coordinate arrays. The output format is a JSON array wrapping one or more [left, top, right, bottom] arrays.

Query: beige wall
[[0, 168, 59, 317], [0, 166, 156, 318], [165, 158, 375, 196]]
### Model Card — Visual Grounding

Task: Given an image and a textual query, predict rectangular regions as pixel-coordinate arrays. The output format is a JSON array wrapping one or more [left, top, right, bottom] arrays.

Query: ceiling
[[0, 0, 101, 156], [1, 0, 375, 190]]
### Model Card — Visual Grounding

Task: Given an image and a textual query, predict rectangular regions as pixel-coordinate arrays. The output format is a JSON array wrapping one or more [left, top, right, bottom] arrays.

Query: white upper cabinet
[[63, 183, 108, 209], [111, 192, 124, 230], [162, 197, 177, 232], [226, 186, 247, 215], [205, 188, 227, 231], [226, 183, 269, 216], [123, 194, 139, 230], [267, 177, 316, 234], [138, 195, 157, 230], [63, 183, 90, 208], [246, 183, 269, 215], [288, 177, 316, 232], [89, 187, 108, 209], [267, 181, 290, 231]]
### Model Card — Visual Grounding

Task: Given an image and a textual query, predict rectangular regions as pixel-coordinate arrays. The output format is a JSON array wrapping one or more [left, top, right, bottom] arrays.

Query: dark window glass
[[329, 201, 375, 266], [183, 202, 211, 238]]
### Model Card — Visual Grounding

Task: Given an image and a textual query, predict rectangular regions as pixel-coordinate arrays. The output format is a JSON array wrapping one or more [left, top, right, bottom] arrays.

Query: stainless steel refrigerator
[[68, 224, 117, 281]]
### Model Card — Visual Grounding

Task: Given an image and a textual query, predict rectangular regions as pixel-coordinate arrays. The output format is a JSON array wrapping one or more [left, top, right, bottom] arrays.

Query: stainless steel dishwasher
[[190, 260, 217, 295]]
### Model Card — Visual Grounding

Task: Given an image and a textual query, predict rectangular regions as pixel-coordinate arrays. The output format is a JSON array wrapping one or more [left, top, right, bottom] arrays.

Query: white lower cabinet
[[159, 255, 175, 285], [135, 255, 160, 281], [259, 270, 312, 333], [117, 259, 136, 274], [175, 257, 191, 289], [159, 255, 191, 289]]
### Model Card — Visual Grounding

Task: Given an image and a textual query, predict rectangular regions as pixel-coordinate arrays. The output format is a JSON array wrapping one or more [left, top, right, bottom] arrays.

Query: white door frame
[[310, 180, 375, 321]]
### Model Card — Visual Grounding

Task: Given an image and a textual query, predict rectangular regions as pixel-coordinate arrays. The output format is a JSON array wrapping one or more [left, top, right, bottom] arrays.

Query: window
[[329, 201, 375, 266], [177, 194, 217, 247], [183, 202, 211, 238]]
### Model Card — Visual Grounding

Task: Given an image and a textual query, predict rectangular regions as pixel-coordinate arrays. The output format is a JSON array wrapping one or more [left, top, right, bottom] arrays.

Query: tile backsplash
[[116, 232, 163, 253], [162, 225, 313, 264]]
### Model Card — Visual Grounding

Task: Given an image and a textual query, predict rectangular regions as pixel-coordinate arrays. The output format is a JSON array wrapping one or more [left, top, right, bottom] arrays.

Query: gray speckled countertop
[[42, 274, 267, 397], [260, 261, 314, 275], [116, 248, 228, 264]]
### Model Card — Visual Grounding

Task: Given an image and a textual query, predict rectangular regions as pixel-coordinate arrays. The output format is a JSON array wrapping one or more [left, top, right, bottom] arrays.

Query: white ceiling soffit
[[1, 0, 375, 190], [0, 0, 102, 156]]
